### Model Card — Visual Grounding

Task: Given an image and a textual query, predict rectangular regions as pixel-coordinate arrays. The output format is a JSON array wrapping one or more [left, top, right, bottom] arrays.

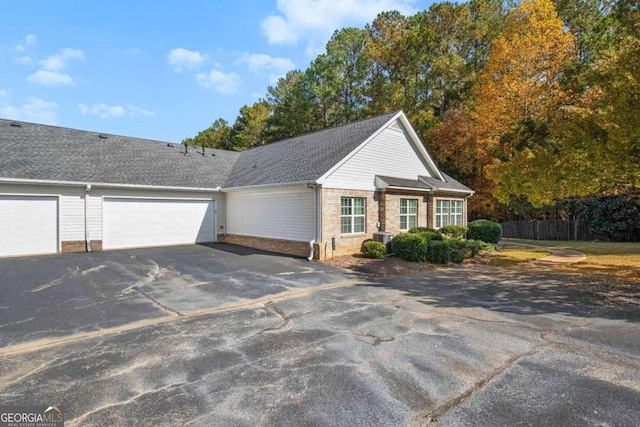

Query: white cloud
[[40, 48, 84, 71], [0, 88, 8, 100], [15, 56, 34, 65], [27, 70, 75, 86], [79, 103, 155, 119], [15, 34, 38, 52], [0, 97, 58, 124], [126, 47, 141, 55], [196, 69, 241, 95], [236, 53, 295, 84], [25, 34, 38, 46], [261, 0, 418, 50], [167, 48, 206, 72], [127, 104, 155, 117]]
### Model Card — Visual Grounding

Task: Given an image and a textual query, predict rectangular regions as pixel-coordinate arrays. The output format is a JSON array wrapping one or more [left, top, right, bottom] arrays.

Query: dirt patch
[[324, 251, 496, 276], [324, 254, 438, 276]]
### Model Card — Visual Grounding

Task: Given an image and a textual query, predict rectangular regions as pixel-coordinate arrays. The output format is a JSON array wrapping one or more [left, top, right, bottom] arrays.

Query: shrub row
[[391, 233, 490, 264]]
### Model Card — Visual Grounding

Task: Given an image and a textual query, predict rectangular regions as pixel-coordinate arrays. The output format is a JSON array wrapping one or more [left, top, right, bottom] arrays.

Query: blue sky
[[0, 0, 433, 143]]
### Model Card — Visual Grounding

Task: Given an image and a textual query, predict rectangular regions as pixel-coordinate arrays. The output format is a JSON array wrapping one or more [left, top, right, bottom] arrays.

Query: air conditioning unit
[[373, 232, 394, 252]]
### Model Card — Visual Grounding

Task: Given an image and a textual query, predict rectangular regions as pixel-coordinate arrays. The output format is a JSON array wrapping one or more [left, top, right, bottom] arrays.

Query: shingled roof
[[0, 119, 239, 188], [0, 112, 472, 194], [224, 111, 399, 188]]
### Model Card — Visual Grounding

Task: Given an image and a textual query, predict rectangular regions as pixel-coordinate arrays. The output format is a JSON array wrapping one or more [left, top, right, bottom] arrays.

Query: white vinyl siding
[[0, 195, 58, 256], [435, 199, 464, 228], [226, 185, 315, 241], [341, 197, 366, 234], [399, 199, 417, 231], [321, 123, 433, 191]]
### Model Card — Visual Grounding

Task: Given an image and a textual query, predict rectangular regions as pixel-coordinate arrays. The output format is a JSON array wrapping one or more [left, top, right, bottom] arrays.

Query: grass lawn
[[503, 239, 640, 282], [489, 244, 551, 267]]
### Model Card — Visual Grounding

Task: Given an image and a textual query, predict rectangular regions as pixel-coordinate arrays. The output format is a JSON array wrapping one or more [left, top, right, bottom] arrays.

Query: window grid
[[400, 199, 418, 231], [436, 199, 464, 228], [341, 197, 366, 234]]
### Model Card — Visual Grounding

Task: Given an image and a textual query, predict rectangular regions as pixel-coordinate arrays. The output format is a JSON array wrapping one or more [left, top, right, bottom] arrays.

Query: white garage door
[[103, 198, 215, 250], [0, 196, 58, 257]]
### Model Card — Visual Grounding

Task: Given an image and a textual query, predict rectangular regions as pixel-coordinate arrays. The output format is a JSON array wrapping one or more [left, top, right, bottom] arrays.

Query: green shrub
[[425, 238, 492, 264], [391, 233, 427, 262], [439, 225, 468, 238], [408, 227, 437, 234], [447, 238, 472, 263], [467, 219, 502, 244], [420, 231, 443, 241], [425, 240, 450, 264], [361, 240, 387, 259], [465, 239, 491, 256]]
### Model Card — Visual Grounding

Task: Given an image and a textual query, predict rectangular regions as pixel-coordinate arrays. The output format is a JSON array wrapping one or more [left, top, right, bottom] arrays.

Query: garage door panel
[[0, 196, 58, 257], [103, 198, 215, 250]]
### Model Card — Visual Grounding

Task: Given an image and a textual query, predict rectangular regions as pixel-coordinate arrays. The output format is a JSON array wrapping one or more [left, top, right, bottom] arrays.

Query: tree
[[232, 101, 271, 150], [266, 70, 321, 141], [182, 118, 233, 150], [471, 0, 576, 154]]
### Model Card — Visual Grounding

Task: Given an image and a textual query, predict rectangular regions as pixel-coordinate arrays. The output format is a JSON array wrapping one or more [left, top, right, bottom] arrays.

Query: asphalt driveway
[[0, 246, 639, 426], [0, 244, 352, 348]]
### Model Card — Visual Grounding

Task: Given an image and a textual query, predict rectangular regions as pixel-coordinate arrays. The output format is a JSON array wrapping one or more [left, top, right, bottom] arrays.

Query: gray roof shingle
[[0, 112, 472, 195], [420, 173, 474, 193], [376, 175, 431, 190], [224, 111, 399, 188], [0, 119, 239, 189]]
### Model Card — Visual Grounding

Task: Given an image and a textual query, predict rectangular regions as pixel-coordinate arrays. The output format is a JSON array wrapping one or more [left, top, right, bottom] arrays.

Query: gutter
[[306, 183, 321, 261], [0, 177, 224, 192], [223, 180, 318, 192]]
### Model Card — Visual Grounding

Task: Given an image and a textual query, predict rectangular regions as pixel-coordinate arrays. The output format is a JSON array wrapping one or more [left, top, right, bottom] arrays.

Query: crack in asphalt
[[422, 315, 596, 424], [332, 327, 394, 346], [0, 278, 362, 357], [131, 287, 184, 317], [259, 302, 290, 334]]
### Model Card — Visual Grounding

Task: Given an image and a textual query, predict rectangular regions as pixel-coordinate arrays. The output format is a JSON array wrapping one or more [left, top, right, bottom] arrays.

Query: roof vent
[[10, 122, 21, 127], [167, 143, 173, 147], [99, 134, 107, 139]]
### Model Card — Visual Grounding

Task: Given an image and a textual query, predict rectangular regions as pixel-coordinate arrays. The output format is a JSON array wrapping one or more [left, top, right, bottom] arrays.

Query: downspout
[[307, 184, 319, 261], [85, 184, 92, 252]]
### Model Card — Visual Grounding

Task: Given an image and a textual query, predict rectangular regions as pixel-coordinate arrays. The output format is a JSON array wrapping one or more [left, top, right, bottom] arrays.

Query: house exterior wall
[[0, 183, 224, 254], [321, 124, 434, 191], [381, 191, 429, 234], [318, 188, 379, 259], [226, 184, 315, 243]]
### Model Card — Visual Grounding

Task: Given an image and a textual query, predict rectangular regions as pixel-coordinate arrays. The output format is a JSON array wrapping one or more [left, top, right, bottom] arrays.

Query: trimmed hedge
[[361, 240, 387, 259], [408, 227, 437, 234], [425, 238, 491, 264], [391, 233, 426, 262], [467, 219, 502, 244], [439, 225, 468, 238]]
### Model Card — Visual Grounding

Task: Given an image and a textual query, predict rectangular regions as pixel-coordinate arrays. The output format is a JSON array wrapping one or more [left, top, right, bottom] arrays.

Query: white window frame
[[399, 198, 418, 231], [341, 197, 366, 234], [435, 199, 464, 228]]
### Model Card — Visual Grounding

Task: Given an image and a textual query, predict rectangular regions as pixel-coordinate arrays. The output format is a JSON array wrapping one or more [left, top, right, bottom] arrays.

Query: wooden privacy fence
[[501, 220, 602, 241]]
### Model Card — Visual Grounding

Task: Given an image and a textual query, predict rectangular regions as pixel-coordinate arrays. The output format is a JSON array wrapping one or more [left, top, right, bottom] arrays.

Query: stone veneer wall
[[62, 240, 103, 253], [381, 192, 429, 234], [319, 188, 379, 259], [221, 234, 312, 258]]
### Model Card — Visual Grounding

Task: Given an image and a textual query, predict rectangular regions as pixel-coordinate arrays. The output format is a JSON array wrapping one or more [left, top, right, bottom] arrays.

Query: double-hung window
[[399, 199, 417, 231], [435, 199, 463, 228], [341, 197, 366, 234]]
